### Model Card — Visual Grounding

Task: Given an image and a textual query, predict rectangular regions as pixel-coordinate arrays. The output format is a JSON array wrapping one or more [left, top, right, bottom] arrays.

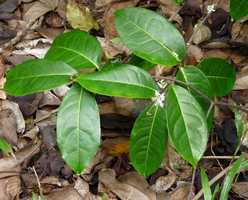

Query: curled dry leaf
[[99, 169, 153, 200], [0, 100, 25, 134], [151, 173, 177, 193], [39, 91, 61, 107], [102, 137, 129, 156], [170, 183, 192, 200], [52, 85, 70, 98], [24, 0, 59, 23], [66, 0, 99, 32], [192, 24, 212, 45], [185, 45, 204, 65]]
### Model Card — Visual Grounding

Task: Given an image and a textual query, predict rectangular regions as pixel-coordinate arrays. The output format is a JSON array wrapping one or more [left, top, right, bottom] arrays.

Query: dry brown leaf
[[235, 70, 248, 90], [185, 45, 204, 65], [45, 187, 82, 200], [24, 0, 59, 23], [192, 24, 212, 45], [232, 182, 248, 198], [0, 176, 21, 200], [103, 1, 137, 39], [170, 183, 192, 200], [0, 140, 41, 172], [118, 171, 156, 200], [66, 0, 99, 32], [151, 173, 176, 193], [99, 169, 151, 200], [102, 137, 129, 156]]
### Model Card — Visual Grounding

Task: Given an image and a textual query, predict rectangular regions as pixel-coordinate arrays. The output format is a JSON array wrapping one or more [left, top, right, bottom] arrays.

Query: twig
[[158, 76, 248, 113], [203, 156, 240, 160], [193, 165, 232, 200], [211, 133, 224, 170], [32, 166, 43, 198]]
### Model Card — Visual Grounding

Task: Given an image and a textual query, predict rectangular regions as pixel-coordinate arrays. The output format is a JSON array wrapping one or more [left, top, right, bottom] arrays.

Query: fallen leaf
[[0, 0, 19, 13], [45, 187, 82, 200], [118, 171, 156, 200], [170, 183, 192, 200], [98, 169, 152, 200], [151, 173, 177, 193], [39, 91, 61, 107], [0, 100, 25, 134], [232, 182, 248, 198], [235, 66, 248, 90], [66, 0, 99, 32], [24, 0, 59, 23], [102, 137, 129, 156], [0, 140, 41, 172], [103, 1, 137, 39], [0, 176, 20, 200]]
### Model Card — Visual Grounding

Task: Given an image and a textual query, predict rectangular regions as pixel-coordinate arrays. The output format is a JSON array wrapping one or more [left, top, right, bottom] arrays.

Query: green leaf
[[130, 104, 168, 176], [230, 0, 248, 20], [76, 64, 158, 99], [200, 168, 212, 200], [198, 58, 236, 97], [5, 59, 77, 96], [114, 7, 186, 67], [165, 85, 208, 166], [220, 155, 248, 200], [0, 138, 13, 156], [174, 0, 184, 5], [129, 55, 156, 71], [234, 109, 245, 140], [46, 30, 102, 69], [57, 84, 100, 174], [176, 66, 214, 129], [212, 184, 220, 200]]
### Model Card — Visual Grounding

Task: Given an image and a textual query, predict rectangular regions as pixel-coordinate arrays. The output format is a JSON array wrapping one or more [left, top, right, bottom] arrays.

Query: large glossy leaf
[[165, 85, 208, 166], [230, 0, 248, 20], [130, 104, 167, 176], [57, 84, 100, 174], [114, 7, 186, 67], [5, 59, 77, 96], [76, 64, 158, 99], [220, 155, 248, 200], [45, 30, 102, 69], [198, 58, 236, 97], [176, 67, 214, 129]]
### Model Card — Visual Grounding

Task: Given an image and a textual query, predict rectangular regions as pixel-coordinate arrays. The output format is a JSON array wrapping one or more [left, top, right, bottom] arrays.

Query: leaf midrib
[[123, 15, 180, 62], [78, 78, 157, 93], [52, 46, 99, 69], [144, 105, 158, 175], [171, 86, 194, 163]]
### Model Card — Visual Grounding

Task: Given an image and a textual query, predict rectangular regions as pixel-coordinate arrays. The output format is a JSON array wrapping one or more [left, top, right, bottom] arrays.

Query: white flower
[[152, 91, 165, 107]]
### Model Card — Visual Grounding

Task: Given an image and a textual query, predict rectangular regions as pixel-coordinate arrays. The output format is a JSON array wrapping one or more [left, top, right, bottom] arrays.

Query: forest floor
[[1, 0, 248, 199]]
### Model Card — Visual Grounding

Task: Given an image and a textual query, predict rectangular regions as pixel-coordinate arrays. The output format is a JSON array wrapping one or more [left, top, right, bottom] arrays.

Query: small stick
[[203, 156, 240, 160], [188, 167, 197, 200], [32, 166, 43, 198]]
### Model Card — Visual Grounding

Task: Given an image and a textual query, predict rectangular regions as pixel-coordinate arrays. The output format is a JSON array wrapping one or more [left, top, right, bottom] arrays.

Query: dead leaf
[[102, 137, 129, 156], [99, 169, 151, 200], [103, 1, 137, 39], [185, 45, 204, 65], [232, 182, 248, 198], [39, 91, 61, 107], [45, 187, 82, 200], [0, 140, 41, 172], [0, 100, 25, 134], [118, 171, 156, 200], [0, 176, 20, 200], [170, 183, 192, 200], [234, 65, 248, 90], [0, 0, 19, 13], [151, 173, 176, 193], [24, 0, 59, 23], [66, 0, 99, 32], [192, 24, 212, 45]]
